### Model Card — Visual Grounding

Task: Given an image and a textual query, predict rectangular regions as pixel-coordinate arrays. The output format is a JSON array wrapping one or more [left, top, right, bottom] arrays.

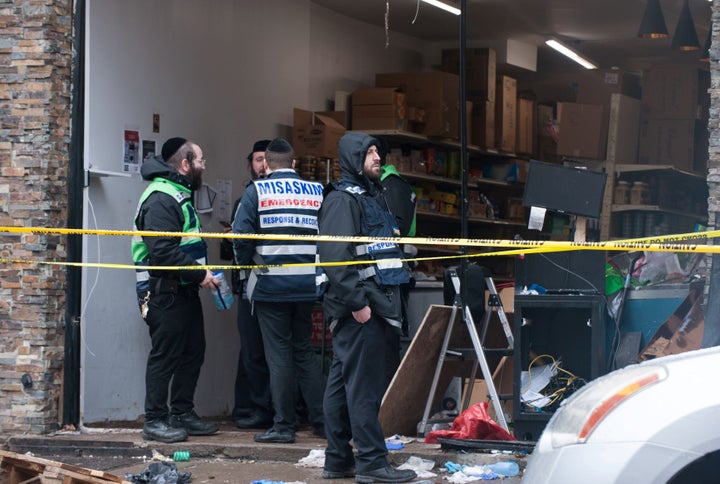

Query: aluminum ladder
[[417, 269, 513, 435]]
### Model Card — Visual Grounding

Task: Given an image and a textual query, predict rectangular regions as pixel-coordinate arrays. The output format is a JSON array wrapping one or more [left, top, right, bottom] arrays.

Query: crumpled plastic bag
[[295, 448, 325, 468], [125, 462, 192, 484], [424, 402, 515, 444], [397, 456, 437, 479]]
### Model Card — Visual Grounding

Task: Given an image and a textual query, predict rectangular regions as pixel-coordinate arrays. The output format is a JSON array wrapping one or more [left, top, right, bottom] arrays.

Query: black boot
[[355, 465, 416, 484], [169, 410, 219, 436], [235, 410, 273, 429], [142, 419, 188, 443]]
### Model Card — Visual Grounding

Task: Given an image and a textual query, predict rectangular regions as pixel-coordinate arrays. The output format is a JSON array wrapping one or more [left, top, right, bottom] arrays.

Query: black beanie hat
[[161, 137, 188, 161], [266, 137, 293, 154], [247, 139, 271, 162]]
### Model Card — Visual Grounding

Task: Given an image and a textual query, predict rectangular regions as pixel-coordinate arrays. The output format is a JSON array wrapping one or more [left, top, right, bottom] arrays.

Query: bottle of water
[[212, 270, 235, 310]]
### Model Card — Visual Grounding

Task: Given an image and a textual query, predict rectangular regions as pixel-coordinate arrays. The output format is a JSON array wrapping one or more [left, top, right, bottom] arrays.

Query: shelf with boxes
[[365, 129, 528, 227], [609, 164, 708, 239], [363, 129, 529, 281]]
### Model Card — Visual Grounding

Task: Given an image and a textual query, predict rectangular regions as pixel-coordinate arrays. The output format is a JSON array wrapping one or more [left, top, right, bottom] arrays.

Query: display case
[[512, 294, 607, 441]]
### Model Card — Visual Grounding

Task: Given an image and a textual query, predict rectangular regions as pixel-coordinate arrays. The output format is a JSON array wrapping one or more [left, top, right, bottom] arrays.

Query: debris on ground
[[124, 461, 191, 484]]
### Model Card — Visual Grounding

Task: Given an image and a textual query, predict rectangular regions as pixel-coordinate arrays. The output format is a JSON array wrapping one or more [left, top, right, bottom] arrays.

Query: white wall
[[81, 0, 430, 423]]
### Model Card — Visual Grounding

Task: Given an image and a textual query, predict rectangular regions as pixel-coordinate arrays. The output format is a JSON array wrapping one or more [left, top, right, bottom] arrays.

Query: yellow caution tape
[[0, 225, 717, 271]]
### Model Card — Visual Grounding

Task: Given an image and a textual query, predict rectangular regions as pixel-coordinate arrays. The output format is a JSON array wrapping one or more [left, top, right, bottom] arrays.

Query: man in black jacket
[[132, 137, 220, 443], [233, 138, 325, 444], [317, 132, 416, 483], [232, 139, 274, 429]]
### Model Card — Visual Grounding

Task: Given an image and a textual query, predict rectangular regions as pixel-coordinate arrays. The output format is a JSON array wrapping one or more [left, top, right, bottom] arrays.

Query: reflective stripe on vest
[[247, 175, 323, 300], [131, 178, 207, 291], [316, 181, 409, 290]]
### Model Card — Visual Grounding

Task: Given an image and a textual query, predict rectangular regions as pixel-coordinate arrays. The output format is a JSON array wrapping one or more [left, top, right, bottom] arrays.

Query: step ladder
[[417, 269, 513, 436]]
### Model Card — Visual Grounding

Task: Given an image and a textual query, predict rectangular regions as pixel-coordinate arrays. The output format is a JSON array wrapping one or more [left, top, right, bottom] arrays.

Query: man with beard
[[231, 139, 274, 429], [316, 133, 415, 483], [233, 138, 325, 444], [132, 137, 220, 443]]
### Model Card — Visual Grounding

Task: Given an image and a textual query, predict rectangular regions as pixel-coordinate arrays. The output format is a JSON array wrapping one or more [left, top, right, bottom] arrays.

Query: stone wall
[[0, 0, 72, 435], [708, 4, 719, 303]]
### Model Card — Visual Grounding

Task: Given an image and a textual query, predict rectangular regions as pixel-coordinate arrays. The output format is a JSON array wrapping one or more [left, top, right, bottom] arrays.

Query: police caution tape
[[2, 225, 719, 249], [0, 226, 719, 271]]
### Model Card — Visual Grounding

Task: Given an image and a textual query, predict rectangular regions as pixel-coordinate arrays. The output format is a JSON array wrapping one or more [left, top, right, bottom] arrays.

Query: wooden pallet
[[0, 450, 131, 484]]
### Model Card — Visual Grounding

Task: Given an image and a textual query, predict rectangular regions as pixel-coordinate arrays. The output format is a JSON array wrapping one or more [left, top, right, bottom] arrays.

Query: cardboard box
[[495, 75, 517, 152], [641, 65, 710, 120], [516, 97, 535, 155], [535, 104, 557, 161], [376, 71, 460, 138], [578, 69, 641, 104], [482, 160, 528, 183], [352, 116, 407, 131], [315, 110, 347, 128], [441, 48, 496, 102], [556, 102, 605, 160], [292, 108, 346, 159], [471, 100, 495, 148], [351, 87, 407, 131], [463, 358, 514, 423], [638, 118, 706, 172], [637, 289, 704, 362], [577, 69, 641, 156], [352, 87, 406, 106], [605, 94, 641, 163]]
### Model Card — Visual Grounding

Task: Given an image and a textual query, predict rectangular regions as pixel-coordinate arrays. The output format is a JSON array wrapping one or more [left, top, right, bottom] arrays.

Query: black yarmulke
[[161, 137, 187, 161], [252, 139, 271, 153], [266, 137, 293, 154]]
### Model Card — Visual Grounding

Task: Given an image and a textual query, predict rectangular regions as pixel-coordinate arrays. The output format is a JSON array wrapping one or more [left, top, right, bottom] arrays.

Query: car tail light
[[549, 365, 667, 448]]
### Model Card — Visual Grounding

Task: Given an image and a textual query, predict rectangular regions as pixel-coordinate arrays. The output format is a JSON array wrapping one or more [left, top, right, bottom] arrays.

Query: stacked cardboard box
[[375, 71, 462, 139], [556, 102, 605, 160], [495, 75, 517, 153], [516, 94, 536, 155], [292, 108, 346, 159], [536, 103, 559, 163], [351, 87, 407, 131], [638, 65, 710, 172], [441, 48, 503, 149], [441, 48, 496, 101], [577, 68, 641, 161]]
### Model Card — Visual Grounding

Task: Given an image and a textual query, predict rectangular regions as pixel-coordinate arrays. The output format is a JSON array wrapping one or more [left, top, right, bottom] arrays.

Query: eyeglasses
[[193, 158, 207, 167]]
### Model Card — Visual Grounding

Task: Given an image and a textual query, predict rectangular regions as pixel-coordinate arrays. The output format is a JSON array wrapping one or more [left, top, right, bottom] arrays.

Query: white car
[[522, 346, 720, 483]]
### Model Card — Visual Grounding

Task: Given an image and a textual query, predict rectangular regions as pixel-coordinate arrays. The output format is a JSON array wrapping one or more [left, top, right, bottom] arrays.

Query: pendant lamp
[[638, 0, 668, 38], [671, 0, 700, 51]]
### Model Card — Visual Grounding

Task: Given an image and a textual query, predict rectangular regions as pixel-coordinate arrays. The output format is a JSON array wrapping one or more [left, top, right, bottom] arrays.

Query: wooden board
[[0, 450, 130, 484], [380, 305, 476, 436]]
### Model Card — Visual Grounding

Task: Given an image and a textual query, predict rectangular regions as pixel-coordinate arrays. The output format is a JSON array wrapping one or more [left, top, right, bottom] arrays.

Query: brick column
[[704, 1, 720, 349], [0, 0, 73, 434]]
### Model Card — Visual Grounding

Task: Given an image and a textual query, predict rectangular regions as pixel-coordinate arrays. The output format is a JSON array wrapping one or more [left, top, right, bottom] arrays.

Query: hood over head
[[337, 132, 380, 189], [140, 154, 193, 189]]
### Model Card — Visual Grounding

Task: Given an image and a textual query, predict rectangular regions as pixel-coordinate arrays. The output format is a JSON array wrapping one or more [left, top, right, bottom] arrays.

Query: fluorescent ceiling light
[[545, 39, 597, 69], [421, 0, 461, 16]]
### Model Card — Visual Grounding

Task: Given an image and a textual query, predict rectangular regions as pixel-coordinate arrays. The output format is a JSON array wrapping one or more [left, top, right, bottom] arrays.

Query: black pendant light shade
[[671, 0, 700, 51], [638, 0, 668, 38]]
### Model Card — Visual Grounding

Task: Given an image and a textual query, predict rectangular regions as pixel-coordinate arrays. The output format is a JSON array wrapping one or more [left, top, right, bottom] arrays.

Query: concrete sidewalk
[[4, 421, 529, 482]]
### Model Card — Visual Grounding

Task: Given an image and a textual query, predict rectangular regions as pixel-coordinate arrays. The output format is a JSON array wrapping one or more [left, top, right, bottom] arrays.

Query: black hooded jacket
[[317, 133, 403, 324], [133, 155, 207, 286]]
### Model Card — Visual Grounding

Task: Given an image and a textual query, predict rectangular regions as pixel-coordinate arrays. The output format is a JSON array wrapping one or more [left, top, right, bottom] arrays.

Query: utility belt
[[146, 277, 196, 295]]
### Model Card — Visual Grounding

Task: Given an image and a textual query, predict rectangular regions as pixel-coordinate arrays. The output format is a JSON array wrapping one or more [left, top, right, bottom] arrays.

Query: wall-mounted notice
[[123, 129, 140, 173], [142, 140, 156, 165]]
